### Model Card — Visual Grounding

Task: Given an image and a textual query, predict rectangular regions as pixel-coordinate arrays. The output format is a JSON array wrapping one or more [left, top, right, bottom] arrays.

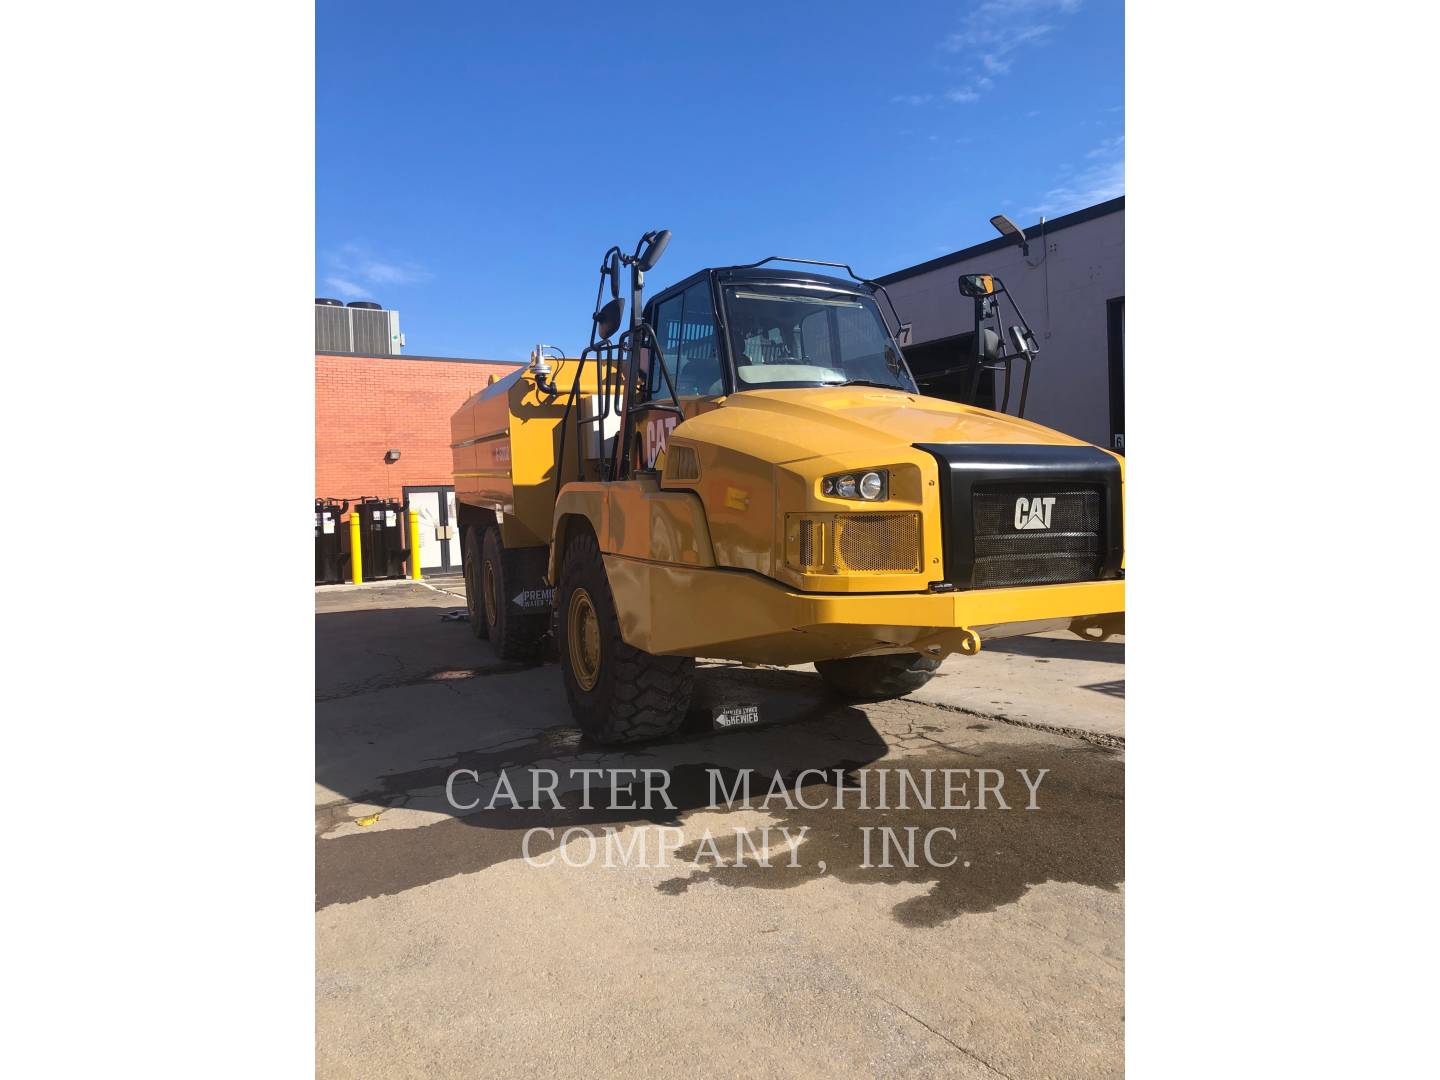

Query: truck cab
[[632, 265, 917, 470]]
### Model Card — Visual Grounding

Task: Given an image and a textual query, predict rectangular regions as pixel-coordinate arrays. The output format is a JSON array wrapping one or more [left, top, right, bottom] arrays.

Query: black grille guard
[[915, 443, 1125, 590]]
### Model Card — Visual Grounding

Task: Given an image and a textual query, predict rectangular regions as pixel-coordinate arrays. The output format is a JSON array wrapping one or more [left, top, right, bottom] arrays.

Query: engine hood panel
[[679, 386, 1089, 463]]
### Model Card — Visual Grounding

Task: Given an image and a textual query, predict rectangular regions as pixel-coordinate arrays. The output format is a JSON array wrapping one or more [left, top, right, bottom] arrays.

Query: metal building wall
[[878, 200, 1124, 449]]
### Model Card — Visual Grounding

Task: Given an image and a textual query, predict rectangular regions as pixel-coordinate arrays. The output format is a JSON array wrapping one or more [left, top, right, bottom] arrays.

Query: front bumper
[[603, 554, 1125, 664]]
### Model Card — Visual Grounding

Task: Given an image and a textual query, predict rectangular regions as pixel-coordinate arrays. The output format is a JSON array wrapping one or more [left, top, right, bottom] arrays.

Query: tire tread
[[482, 527, 547, 664], [815, 653, 941, 702], [558, 530, 693, 743]]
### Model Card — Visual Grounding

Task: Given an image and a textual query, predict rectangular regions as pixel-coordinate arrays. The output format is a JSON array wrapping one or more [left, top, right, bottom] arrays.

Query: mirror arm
[[1016, 354, 1034, 419], [629, 261, 642, 343], [990, 276, 1039, 354]]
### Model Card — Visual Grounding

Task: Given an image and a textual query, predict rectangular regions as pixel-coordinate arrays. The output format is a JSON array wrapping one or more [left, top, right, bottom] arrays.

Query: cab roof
[[649, 265, 874, 307]]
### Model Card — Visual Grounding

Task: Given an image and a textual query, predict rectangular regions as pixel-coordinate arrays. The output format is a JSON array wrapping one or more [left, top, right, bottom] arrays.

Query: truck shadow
[[316, 606, 1123, 926], [982, 634, 1125, 664]]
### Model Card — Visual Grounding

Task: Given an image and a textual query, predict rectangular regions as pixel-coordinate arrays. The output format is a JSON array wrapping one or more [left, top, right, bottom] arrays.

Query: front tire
[[557, 530, 693, 744], [815, 653, 941, 701]]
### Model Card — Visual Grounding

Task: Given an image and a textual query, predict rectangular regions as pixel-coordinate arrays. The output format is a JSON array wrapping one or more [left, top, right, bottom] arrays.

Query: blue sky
[[317, 0, 1123, 359]]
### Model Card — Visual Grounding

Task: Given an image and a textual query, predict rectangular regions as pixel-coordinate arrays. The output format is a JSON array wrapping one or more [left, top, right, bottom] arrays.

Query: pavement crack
[[907, 699, 1124, 750], [879, 997, 1016, 1079]]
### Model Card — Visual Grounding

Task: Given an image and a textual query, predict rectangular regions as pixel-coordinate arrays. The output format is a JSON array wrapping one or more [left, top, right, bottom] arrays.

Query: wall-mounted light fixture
[[990, 213, 1029, 257], [384, 449, 401, 464]]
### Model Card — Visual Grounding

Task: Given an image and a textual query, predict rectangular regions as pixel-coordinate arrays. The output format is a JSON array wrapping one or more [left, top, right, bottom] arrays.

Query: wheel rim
[[483, 559, 498, 628], [567, 587, 601, 691]]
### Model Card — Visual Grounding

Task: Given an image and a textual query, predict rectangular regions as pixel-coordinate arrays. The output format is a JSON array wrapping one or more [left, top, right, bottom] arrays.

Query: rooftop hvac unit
[[315, 302, 403, 354]]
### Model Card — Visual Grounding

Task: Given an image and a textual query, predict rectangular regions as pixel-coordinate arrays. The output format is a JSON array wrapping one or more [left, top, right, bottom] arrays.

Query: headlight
[[822, 468, 889, 501]]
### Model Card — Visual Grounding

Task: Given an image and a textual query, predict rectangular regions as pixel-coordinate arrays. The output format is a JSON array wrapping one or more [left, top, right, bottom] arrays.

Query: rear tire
[[557, 530, 693, 744], [815, 653, 941, 701], [480, 527, 547, 663], [462, 527, 489, 640]]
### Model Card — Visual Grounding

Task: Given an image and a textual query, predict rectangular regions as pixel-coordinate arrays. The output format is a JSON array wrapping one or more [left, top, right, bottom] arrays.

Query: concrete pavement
[[316, 581, 1124, 1079]]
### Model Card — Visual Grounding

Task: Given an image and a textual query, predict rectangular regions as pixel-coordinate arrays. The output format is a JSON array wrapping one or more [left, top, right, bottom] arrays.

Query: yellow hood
[[684, 386, 1089, 464]]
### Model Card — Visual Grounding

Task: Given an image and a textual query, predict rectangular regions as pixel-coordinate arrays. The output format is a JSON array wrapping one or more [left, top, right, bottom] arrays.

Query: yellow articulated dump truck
[[452, 230, 1123, 743]]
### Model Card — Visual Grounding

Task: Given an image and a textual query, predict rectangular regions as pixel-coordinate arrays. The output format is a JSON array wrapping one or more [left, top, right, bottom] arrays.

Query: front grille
[[917, 442, 1123, 590], [834, 512, 922, 573], [786, 512, 921, 574], [971, 486, 1103, 587], [799, 519, 823, 566]]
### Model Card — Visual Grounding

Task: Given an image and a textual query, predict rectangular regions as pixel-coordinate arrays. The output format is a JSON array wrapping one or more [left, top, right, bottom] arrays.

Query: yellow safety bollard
[[408, 508, 423, 580], [349, 509, 363, 584]]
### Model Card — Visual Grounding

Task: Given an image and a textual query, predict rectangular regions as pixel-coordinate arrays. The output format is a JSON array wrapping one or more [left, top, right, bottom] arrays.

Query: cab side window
[[675, 282, 724, 396], [649, 292, 685, 397]]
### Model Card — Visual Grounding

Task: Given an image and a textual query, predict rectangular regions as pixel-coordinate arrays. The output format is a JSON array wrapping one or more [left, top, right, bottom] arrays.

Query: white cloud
[[360, 260, 426, 286], [943, 0, 1080, 56], [1086, 134, 1124, 158], [324, 276, 364, 296], [322, 243, 431, 299], [1027, 139, 1124, 215], [895, 0, 1082, 108]]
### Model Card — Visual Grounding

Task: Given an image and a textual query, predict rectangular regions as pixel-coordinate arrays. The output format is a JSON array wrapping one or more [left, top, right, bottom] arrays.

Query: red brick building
[[316, 350, 520, 573]]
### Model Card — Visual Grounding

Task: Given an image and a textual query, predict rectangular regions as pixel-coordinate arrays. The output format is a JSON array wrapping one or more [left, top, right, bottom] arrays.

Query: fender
[[550, 484, 609, 583], [549, 478, 716, 582]]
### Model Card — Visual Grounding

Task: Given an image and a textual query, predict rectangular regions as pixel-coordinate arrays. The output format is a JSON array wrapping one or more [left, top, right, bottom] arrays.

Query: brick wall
[[315, 352, 520, 505]]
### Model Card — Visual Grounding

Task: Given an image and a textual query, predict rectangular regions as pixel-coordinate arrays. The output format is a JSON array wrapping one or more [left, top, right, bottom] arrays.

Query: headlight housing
[[822, 468, 889, 502]]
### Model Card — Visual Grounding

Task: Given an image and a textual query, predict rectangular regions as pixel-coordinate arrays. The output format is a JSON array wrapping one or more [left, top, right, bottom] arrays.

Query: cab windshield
[[720, 283, 915, 392]]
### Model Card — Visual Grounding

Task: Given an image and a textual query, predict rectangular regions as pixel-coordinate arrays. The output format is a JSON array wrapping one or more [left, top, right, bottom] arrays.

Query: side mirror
[[593, 296, 626, 341], [1009, 324, 1038, 355], [636, 229, 671, 272], [607, 253, 621, 299], [958, 273, 995, 298]]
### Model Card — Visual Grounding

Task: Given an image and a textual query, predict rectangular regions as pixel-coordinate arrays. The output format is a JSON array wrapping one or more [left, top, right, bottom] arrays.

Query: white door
[[444, 489, 462, 567], [407, 490, 445, 573]]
